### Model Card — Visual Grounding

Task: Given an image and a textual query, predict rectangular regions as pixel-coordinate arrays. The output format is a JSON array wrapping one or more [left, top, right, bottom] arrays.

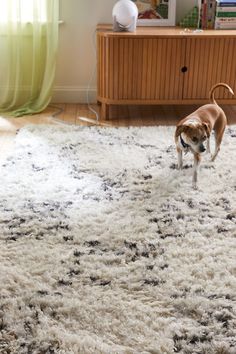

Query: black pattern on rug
[[0, 125, 235, 354]]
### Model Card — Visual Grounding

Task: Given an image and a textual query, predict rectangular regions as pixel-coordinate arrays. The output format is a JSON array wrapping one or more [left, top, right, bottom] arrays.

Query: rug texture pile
[[0, 124, 235, 354]]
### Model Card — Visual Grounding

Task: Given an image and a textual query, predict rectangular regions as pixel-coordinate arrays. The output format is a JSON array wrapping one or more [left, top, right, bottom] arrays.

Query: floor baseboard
[[52, 86, 97, 104]]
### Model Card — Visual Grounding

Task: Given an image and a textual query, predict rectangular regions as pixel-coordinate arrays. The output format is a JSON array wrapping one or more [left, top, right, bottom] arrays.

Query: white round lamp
[[112, 0, 138, 32]]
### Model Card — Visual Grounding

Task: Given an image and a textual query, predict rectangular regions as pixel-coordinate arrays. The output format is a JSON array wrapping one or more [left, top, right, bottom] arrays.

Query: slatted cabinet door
[[183, 37, 236, 100], [97, 36, 186, 102]]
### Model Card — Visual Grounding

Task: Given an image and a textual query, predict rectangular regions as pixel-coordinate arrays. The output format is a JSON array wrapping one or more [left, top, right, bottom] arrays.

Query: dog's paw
[[192, 183, 198, 190], [210, 152, 219, 162], [170, 163, 182, 170], [183, 164, 192, 170], [205, 162, 215, 169], [169, 163, 178, 170]]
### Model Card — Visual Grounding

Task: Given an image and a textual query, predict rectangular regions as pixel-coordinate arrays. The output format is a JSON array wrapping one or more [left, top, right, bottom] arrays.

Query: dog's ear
[[202, 122, 210, 138], [175, 125, 185, 138]]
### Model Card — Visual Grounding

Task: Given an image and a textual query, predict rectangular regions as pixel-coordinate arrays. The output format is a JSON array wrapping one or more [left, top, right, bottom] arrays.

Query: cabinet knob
[[181, 66, 188, 73]]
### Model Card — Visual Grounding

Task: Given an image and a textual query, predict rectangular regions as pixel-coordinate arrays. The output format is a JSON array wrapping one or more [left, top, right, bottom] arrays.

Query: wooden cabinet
[[97, 26, 236, 120]]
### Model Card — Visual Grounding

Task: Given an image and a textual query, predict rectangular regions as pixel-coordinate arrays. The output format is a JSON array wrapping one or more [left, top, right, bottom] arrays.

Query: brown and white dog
[[175, 83, 234, 189]]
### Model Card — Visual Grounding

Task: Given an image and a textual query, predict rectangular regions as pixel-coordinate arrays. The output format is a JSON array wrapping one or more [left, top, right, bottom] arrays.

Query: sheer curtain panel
[[0, 0, 59, 116]]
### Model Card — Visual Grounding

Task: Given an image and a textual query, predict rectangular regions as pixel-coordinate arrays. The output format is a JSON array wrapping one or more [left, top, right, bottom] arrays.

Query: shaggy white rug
[[0, 124, 236, 354]]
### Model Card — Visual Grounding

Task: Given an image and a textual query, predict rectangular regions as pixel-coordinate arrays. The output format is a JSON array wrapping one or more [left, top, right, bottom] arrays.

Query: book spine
[[202, 0, 207, 28], [215, 16, 236, 20], [208, 0, 217, 28], [217, 3, 236, 6], [216, 6, 236, 10], [215, 17, 236, 26], [207, 0, 210, 28], [215, 22, 236, 27], [216, 11, 236, 16], [213, 1, 217, 26]]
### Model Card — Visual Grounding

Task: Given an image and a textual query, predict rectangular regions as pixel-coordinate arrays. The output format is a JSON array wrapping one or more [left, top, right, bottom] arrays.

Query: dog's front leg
[[192, 153, 201, 190], [206, 138, 211, 154], [177, 147, 183, 170]]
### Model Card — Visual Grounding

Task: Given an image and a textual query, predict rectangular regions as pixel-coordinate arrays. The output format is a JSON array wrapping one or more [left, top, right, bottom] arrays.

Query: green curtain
[[0, 0, 59, 117]]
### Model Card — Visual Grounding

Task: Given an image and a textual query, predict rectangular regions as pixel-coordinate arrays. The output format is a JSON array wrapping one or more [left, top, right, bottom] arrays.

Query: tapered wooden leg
[[101, 103, 109, 120]]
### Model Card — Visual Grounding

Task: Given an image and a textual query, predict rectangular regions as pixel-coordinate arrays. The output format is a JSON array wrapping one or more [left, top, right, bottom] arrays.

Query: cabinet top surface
[[97, 24, 236, 38]]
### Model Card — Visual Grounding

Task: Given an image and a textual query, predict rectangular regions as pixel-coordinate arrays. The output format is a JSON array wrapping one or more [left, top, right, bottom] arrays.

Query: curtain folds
[[0, 0, 59, 117]]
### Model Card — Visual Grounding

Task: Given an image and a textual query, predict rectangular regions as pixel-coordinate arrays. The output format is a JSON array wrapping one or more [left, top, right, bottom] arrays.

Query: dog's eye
[[192, 137, 198, 143]]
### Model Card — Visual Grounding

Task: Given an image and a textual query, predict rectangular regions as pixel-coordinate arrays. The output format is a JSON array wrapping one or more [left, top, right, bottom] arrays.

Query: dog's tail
[[210, 83, 234, 105]]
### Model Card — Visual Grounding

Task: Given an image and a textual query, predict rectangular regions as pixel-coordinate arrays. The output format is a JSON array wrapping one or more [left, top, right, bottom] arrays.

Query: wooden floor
[[0, 103, 236, 161]]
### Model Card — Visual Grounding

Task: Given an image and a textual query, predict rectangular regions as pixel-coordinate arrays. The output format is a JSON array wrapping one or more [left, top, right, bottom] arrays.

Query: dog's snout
[[200, 145, 206, 153]]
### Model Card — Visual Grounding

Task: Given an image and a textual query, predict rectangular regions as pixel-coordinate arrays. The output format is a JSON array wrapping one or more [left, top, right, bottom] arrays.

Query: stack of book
[[215, 0, 236, 29]]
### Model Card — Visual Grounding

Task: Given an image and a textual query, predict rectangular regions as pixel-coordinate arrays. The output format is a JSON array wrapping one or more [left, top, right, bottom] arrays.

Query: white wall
[[52, 0, 196, 103]]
